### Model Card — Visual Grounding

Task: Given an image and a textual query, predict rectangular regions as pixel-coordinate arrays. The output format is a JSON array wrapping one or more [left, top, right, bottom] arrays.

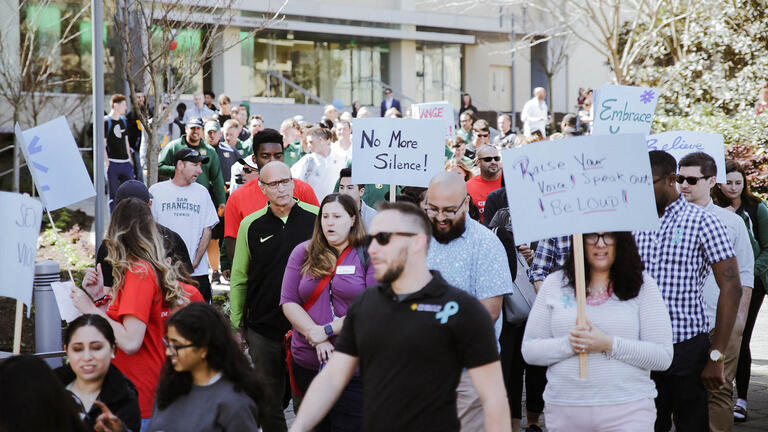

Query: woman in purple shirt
[[281, 193, 375, 431]]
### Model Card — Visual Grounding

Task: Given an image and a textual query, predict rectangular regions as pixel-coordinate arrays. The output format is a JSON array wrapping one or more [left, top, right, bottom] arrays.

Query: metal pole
[[510, 14, 516, 131], [92, 0, 106, 249], [34, 260, 62, 368]]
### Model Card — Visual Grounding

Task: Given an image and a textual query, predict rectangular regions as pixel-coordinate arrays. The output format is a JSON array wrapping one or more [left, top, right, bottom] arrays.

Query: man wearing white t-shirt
[[521, 87, 549, 137], [291, 126, 345, 201], [149, 147, 219, 302], [331, 120, 353, 166]]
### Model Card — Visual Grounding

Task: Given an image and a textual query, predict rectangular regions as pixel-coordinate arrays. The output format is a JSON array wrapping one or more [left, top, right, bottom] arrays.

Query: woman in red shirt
[[72, 198, 202, 427]]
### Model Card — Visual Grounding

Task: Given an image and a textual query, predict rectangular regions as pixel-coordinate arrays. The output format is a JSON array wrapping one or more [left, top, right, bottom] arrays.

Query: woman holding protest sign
[[712, 159, 768, 422], [54, 314, 141, 432], [280, 193, 375, 431], [521, 232, 673, 431]]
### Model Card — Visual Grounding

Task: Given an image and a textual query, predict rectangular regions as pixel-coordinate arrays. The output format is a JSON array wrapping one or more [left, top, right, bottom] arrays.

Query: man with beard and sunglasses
[[466, 145, 503, 223], [424, 172, 513, 432], [289, 202, 511, 432]]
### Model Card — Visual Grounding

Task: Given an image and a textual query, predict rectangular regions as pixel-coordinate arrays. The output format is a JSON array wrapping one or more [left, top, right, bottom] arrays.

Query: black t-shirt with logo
[[334, 271, 499, 432], [105, 116, 129, 160]]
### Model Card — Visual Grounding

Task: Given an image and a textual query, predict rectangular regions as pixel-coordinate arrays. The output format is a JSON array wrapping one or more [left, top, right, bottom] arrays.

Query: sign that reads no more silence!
[[503, 134, 659, 245], [351, 118, 445, 187]]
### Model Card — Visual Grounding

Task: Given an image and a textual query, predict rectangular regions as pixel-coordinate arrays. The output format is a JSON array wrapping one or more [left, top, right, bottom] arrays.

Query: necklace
[[586, 282, 613, 306]]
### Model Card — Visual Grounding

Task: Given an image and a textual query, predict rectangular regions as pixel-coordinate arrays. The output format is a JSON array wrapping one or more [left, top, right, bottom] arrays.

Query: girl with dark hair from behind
[[147, 303, 262, 431], [0, 355, 87, 432], [54, 314, 141, 432]]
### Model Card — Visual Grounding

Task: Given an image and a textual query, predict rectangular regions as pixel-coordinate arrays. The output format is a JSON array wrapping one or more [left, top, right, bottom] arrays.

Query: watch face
[[710, 350, 723, 361]]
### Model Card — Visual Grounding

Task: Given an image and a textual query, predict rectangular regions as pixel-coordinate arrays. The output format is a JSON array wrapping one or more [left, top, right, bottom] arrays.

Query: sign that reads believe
[[411, 101, 455, 140], [351, 118, 445, 187], [592, 84, 660, 136], [503, 134, 659, 245], [646, 131, 726, 183]]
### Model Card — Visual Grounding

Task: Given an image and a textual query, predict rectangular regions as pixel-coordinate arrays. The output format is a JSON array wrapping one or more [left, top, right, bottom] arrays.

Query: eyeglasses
[[460, 119, 471, 123], [362, 232, 418, 247], [478, 156, 501, 163], [242, 167, 257, 174], [475, 133, 490, 138], [260, 177, 293, 188], [162, 337, 195, 355], [675, 174, 711, 185], [584, 233, 616, 246], [424, 195, 468, 218]]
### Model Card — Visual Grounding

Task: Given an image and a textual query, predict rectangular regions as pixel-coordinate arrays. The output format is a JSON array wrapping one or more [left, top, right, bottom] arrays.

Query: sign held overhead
[[646, 131, 726, 183]]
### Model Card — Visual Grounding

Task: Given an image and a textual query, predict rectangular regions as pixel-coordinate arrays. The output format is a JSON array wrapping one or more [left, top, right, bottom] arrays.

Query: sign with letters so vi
[[0, 192, 43, 309], [411, 101, 456, 140], [647, 131, 726, 183], [592, 84, 659, 136], [351, 118, 445, 187], [502, 134, 659, 245]]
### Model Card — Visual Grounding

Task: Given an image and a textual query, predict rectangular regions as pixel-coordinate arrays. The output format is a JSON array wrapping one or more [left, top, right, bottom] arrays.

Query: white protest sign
[[646, 131, 726, 183], [15, 116, 96, 211], [351, 118, 445, 187], [411, 101, 455, 140], [0, 192, 43, 309], [51, 281, 81, 323], [592, 84, 659, 136], [503, 134, 659, 244]]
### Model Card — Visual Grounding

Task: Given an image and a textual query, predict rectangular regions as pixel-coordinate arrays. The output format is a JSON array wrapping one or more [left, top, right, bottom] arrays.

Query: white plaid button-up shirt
[[634, 196, 735, 343]]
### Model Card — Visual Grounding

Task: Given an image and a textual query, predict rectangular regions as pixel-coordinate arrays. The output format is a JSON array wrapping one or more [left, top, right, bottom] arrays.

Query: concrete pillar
[[211, 27, 243, 103], [514, 45, 531, 112], [388, 40, 417, 111]]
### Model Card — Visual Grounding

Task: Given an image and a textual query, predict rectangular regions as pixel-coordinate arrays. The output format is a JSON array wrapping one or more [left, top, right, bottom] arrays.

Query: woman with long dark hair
[[521, 232, 673, 431], [147, 303, 262, 431], [281, 193, 374, 431], [712, 159, 768, 422], [54, 314, 140, 432]]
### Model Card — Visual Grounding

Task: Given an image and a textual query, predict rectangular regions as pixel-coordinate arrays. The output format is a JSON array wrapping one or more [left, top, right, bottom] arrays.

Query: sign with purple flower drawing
[[592, 84, 660, 136]]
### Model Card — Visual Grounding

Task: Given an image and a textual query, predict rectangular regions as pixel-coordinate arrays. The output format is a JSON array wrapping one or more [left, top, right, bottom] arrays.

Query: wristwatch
[[709, 349, 725, 362], [324, 324, 334, 337]]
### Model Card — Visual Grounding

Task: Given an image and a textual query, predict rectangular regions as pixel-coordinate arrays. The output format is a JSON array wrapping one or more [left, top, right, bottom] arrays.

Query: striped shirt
[[521, 271, 673, 406], [633, 196, 735, 343]]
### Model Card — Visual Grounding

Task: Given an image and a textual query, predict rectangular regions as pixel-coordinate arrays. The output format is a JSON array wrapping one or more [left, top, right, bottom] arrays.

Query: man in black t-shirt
[[289, 202, 511, 432], [105, 94, 135, 210]]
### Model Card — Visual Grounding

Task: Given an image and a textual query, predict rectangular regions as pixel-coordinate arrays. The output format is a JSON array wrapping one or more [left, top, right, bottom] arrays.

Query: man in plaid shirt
[[634, 151, 742, 431]]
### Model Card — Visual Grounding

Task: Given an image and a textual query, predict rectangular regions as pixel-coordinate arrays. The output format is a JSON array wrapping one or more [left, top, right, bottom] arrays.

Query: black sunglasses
[[478, 156, 501, 162], [363, 232, 418, 247], [242, 166, 257, 174], [675, 174, 711, 185], [475, 132, 490, 138]]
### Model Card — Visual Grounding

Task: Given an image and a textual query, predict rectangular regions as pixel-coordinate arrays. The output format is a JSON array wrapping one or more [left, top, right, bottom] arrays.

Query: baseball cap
[[204, 120, 220, 133], [115, 180, 153, 204], [186, 117, 204, 128], [174, 147, 210, 164], [237, 155, 259, 170]]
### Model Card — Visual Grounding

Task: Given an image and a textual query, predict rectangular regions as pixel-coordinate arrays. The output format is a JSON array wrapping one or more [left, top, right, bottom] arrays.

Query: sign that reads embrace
[[646, 131, 726, 183], [592, 84, 659, 136], [351, 118, 445, 187], [503, 134, 659, 245], [411, 101, 455, 140], [0, 192, 43, 309]]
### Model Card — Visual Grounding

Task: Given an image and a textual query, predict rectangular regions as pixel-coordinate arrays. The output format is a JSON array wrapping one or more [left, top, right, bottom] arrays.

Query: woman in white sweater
[[521, 232, 673, 432]]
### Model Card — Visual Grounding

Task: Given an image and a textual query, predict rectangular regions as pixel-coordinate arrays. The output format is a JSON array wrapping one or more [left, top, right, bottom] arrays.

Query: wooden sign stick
[[572, 233, 588, 379], [389, 184, 396, 203], [13, 300, 23, 354]]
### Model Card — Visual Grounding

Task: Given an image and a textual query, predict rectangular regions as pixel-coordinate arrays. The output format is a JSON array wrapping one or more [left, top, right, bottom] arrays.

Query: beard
[[375, 248, 408, 284], [431, 213, 467, 244]]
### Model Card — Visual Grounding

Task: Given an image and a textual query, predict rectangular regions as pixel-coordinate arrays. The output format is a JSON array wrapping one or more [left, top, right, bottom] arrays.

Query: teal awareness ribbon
[[435, 301, 459, 324]]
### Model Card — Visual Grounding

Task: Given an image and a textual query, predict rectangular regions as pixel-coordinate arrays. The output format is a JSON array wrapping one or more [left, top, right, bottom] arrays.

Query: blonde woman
[[72, 198, 203, 427], [445, 158, 474, 181]]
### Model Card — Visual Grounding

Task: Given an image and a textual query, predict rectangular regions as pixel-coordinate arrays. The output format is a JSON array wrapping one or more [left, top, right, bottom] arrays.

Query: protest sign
[[592, 84, 659, 136], [0, 192, 43, 315], [646, 131, 726, 183], [51, 281, 81, 323], [351, 118, 445, 187], [411, 101, 455, 140], [15, 116, 96, 211], [502, 133, 659, 245]]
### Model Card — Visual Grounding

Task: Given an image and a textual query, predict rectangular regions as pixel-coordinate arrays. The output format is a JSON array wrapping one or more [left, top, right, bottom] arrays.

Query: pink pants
[[545, 398, 656, 432]]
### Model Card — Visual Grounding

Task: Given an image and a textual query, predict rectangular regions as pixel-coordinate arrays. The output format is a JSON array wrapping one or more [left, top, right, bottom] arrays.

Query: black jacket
[[54, 364, 141, 432]]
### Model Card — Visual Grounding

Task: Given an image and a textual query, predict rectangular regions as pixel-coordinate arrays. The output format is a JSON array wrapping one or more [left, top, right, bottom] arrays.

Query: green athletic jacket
[[158, 135, 227, 206]]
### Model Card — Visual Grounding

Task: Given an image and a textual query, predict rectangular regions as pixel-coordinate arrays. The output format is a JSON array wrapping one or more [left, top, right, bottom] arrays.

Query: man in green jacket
[[159, 117, 227, 209]]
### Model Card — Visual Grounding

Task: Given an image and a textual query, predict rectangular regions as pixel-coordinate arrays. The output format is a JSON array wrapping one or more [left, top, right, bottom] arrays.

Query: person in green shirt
[[158, 117, 227, 208], [280, 117, 305, 167]]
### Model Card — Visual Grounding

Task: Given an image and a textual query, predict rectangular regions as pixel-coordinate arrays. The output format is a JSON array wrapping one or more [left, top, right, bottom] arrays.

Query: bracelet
[[93, 294, 112, 307]]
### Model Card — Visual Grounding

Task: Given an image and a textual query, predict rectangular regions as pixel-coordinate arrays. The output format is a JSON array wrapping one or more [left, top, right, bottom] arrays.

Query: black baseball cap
[[115, 180, 153, 204], [174, 147, 210, 164], [186, 117, 204, 128]]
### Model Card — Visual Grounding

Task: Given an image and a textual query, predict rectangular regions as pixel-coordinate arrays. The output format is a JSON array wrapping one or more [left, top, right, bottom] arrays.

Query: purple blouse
[[280, 240, 377, 370]]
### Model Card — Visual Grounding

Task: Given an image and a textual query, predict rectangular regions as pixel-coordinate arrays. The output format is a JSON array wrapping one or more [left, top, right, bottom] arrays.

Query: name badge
[[336, 265, 355, 275]]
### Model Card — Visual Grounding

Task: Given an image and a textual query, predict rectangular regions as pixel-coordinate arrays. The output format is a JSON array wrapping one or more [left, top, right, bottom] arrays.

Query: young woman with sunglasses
[[712, 159, 768, 421], [522, 232, 673, 431], [280, 193, 375, 431], [54, 314, 141, 432], [148, 303, 262, 431]]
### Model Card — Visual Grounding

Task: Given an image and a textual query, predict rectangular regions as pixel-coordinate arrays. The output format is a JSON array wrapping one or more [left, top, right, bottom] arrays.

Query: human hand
[[315, 341, 334, 364], [83, 264, 106, 300], [93, 400, 125, 432], [308, 325, 329, 346], [569, 319, 613, 354], [701, 359, 725, 390], [70, 285, 97, 314], [222, 269, 231, 281], [517, 245, 534, 264]]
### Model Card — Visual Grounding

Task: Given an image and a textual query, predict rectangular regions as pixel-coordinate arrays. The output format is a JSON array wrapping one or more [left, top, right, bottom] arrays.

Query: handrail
[[361, 77, 416, 105], [259, 71, 329, 106]]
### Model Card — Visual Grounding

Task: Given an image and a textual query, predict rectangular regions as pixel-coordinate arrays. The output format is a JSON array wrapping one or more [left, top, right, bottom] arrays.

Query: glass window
[[415, 43, 462, 108]]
